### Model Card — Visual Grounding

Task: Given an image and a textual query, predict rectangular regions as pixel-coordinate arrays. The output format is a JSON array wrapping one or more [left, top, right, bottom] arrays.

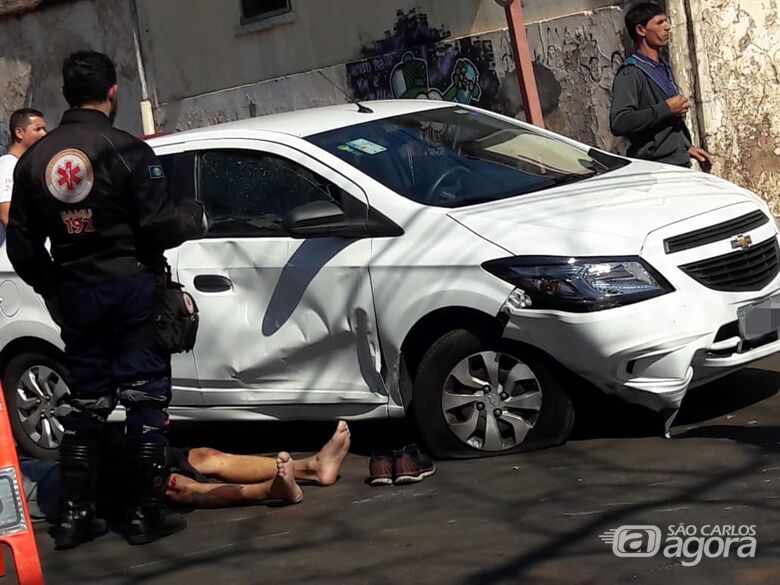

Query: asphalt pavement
[[22, 355, 780, 584]]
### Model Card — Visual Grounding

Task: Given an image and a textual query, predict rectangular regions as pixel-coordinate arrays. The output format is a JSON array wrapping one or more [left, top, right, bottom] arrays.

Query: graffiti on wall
[[534, 24, 626, 90], [346, 9, 501, 111]]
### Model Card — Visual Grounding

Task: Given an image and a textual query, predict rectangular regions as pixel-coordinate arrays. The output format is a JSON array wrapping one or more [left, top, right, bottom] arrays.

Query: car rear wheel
[[412, 329, 575, 459], [4, 352, 70, 460]]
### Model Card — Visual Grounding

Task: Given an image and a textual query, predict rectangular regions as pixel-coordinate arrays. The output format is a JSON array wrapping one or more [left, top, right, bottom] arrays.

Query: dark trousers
[[57, 272, 171, 445]]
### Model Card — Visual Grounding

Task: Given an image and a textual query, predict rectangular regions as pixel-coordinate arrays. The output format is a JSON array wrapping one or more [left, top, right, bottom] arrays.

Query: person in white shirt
[[0, 108, 47, 226]]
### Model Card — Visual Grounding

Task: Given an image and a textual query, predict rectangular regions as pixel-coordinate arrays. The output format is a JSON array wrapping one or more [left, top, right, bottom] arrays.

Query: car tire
[[4, 352, 70, 460], [412, 329, 575, 459]]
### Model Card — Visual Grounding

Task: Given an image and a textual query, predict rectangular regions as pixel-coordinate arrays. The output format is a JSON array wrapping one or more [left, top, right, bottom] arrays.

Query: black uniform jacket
[[7, 109, 204, 298]]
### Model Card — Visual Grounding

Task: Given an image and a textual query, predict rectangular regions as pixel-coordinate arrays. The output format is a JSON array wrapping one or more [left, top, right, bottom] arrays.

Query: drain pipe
[[129, 0, 156, 136]]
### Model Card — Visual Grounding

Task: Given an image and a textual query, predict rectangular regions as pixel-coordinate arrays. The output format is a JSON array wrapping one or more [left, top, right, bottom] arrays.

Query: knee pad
[[62, 394, 117, 440], [118, 378, 171, 408], [125, 406, 170, 444]]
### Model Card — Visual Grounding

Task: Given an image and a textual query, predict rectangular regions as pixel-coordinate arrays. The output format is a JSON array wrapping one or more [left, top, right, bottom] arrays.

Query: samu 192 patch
[[148, 165, 164, 179]]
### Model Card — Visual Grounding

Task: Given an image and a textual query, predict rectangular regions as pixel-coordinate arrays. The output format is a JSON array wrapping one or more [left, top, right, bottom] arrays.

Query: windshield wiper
[[450, 180, 558, 207], [448, 194, 503, 207], [551, 171, 599, 186]]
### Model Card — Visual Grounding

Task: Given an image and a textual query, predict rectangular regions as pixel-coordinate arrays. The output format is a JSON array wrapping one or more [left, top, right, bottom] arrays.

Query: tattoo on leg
[[188, 484, 246, 507]]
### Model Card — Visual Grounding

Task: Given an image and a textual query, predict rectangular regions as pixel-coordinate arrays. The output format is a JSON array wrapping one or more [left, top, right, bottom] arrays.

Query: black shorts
[[166, 447, 220, 484]]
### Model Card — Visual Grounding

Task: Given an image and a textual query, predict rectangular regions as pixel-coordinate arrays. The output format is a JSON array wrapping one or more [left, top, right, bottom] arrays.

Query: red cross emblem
[[56, 161, 82, 191]]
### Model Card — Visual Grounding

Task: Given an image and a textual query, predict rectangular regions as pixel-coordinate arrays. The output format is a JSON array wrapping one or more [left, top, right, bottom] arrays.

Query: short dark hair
[[625, 2, 665, 42], [9, 108, 44, 143], [62, 51, 117, 108]]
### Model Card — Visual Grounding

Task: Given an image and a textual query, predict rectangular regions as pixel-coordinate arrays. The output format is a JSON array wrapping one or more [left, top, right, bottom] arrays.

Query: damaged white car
[[3, 100, 779, 459]]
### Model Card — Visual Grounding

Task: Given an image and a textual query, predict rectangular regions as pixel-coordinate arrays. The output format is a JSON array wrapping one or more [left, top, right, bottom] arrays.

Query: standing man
[[610, 1, 713, 170], [7, 51, 204, 549], [0, 109, 47, 226]]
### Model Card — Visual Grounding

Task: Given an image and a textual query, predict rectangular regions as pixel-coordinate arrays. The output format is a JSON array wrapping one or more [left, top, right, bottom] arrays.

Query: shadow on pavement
[[32, 366, 780, 585], [570, 366, 779, 440], [674, 425, 780, 454], [166, 366, 779, 456], [168, 417, 418, 458]]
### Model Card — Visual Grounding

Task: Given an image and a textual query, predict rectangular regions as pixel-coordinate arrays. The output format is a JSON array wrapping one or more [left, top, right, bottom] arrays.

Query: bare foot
[[310, 420, 351, 486], [166, 473, 199, 505], [270, 452, 303, 504]]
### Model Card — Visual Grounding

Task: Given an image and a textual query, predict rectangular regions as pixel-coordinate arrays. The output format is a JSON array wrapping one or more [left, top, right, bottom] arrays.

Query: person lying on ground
[[165, 420, 351, 508], [22, 421, 351, 518]]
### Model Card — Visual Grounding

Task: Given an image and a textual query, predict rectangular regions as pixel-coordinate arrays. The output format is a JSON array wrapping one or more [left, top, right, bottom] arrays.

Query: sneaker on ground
[[368, 451, 395, 486], [393, 444, 435, 485]]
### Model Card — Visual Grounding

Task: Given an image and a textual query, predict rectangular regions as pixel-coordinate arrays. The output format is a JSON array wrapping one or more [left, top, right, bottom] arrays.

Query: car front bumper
[[500, 281, 780, 413]]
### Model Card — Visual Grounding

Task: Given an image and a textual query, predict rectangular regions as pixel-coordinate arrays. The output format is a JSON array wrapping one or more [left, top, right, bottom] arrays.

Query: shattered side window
[[199, 149, 337, 237]]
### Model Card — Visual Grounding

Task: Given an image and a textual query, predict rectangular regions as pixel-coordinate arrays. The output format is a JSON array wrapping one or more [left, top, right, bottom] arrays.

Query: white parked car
[[3, 100, 779, 459]]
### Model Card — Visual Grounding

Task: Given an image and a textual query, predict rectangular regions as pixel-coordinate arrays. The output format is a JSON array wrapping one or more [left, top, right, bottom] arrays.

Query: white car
[[3, 100, 779, 459]]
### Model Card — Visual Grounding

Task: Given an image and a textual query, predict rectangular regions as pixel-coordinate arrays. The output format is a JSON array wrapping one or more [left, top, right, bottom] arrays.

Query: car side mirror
[[284, 200, 361, 238]]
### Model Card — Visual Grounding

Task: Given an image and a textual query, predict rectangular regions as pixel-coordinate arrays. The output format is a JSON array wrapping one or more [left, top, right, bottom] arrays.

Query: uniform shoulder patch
[[45, 149, 94, 204], [148, 165, 164, 179]]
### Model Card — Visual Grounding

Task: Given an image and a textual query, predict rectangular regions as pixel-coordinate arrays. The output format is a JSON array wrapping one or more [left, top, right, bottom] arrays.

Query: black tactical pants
[[56, 272, 171, 445]]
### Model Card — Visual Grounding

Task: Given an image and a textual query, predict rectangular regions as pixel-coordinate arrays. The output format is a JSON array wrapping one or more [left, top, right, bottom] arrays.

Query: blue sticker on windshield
[[345, 139, 387, 155]]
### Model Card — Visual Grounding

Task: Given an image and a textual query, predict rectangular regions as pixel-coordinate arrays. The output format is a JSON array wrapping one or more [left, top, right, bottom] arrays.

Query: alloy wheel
[[441, 351, 542, 452], [15, 365, 70, 450]]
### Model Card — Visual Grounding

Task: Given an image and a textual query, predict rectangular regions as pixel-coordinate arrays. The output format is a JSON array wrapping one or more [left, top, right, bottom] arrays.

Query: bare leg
[[186, 421, 351, 486], [166, 453, 302, 508], [186, 447, 277, 483]]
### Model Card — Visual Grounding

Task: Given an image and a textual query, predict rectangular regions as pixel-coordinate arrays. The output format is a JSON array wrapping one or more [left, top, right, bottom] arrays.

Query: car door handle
[[193, 275, 233, 293]]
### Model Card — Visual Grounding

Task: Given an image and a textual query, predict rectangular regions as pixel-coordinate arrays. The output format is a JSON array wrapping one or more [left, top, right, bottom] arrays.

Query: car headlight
[[482, 256, 674, 312]]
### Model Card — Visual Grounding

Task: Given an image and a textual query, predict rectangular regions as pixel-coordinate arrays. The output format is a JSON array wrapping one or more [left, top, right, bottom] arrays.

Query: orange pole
[[503, 0, 545, 127], [0, 384, 45, 584]]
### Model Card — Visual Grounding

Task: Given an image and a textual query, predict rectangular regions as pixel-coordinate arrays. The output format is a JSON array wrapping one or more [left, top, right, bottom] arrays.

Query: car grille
[[664, 210, 770, 253], [680, 237, 780, 292]]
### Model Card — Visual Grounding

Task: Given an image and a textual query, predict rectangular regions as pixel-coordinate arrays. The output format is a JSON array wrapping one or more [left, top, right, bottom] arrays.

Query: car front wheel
[[4, 352, 70, 460], [412, 329, 575, 458]]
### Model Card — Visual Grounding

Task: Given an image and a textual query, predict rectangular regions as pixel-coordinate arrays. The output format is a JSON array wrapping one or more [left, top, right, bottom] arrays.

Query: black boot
[[53, 438, 110, 550], [123, 440, 186, 545]]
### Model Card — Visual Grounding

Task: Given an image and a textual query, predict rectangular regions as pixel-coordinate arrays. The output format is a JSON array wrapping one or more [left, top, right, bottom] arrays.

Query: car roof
[[147, 99, 454, 147]]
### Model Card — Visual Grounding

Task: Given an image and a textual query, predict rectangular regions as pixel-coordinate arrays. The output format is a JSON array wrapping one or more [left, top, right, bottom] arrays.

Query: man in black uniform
[[7, 51, 204, 548]]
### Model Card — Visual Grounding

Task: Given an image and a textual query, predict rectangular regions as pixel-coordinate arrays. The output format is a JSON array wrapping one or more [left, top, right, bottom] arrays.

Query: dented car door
[[172, 139, 385, 409]]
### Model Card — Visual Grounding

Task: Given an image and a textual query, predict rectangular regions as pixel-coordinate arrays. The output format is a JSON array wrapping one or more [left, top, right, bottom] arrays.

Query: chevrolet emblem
[[731, 234, 753, 250]]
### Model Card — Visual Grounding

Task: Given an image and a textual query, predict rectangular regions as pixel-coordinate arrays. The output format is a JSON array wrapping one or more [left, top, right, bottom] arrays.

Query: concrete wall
[[0, 0, 144, 150], [137, 0, 618, 106], [156, 1, 627, 154], [136, 0, 506, 105], [0, 0, 40, 16], [2, 0, 777, 212], [527, 6, 628, 150], [669, 0, 780, 215]]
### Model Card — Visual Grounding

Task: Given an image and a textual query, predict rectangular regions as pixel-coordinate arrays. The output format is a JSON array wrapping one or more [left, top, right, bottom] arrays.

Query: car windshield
[[307, 106, 624, 208]]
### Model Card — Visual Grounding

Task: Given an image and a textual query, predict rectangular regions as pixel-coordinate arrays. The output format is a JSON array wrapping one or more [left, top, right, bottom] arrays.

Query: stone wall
[[0, 0, 40, 16], [0, 0, 143, 149], [670, 0, 780, 214]]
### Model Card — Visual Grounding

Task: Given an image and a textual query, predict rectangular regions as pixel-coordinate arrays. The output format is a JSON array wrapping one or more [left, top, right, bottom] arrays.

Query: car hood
[[446, 161, 760, 256]]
